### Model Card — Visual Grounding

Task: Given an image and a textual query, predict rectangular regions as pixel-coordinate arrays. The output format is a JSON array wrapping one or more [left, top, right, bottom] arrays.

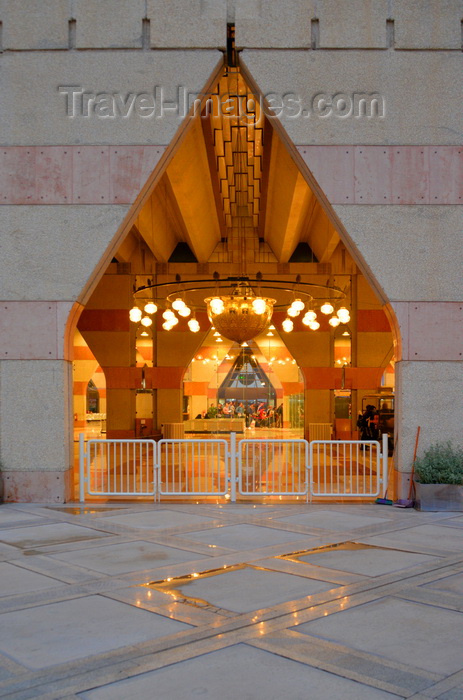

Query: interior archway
[[69, 60, 398, 499]]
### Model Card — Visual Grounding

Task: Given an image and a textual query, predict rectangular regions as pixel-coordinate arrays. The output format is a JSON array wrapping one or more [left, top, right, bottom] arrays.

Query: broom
[[393, 426, 420, 508]]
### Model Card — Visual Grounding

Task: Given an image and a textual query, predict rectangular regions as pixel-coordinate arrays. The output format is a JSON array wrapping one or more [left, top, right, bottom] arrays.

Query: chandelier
[[129, 274, 350, 343]]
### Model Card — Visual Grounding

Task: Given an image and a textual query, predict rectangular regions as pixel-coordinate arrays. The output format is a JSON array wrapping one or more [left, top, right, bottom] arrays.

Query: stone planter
[[414, 481, 463, 511]]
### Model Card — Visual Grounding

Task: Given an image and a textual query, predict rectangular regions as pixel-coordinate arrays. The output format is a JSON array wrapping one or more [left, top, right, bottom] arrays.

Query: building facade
[[0, 0, 462, 502]]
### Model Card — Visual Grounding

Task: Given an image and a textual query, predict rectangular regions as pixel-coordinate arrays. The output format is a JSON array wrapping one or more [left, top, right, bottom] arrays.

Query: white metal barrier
[[79, 433, 388, 502], [157, 438, 229, 497], [79, 435, 157, 499], [310, 434, 388, 498], [238, 439, 310, 498]]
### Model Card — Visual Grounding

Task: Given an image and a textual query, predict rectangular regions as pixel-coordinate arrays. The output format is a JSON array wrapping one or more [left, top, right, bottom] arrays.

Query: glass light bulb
[[252, 298, 267, 314], [321, 302, 334, 315], [287, 307, 299, 318], [178, 306, 191, 317], [292, 299, 305, 312], [209, 298, 224, 314], [140, 316, 152, 327], [162, 321, 173, 331], [308, 321, 320, 331], [340, 314, 351, 324], [171, 298, 186, 311], [337, 307, 350, 321], [169, 316, 179, 326], [188, 319, 200, 332], [162, 309, 175, 321], [129, 307, 142, 323], [329, 316, 341, 327], [282, 318, 293, 332], [304, 310, 317, 322], [144, 302, 157, 315]]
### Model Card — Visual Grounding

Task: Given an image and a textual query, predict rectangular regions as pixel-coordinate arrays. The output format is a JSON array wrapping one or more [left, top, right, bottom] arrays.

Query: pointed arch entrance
[[68, 58, 398, 501]]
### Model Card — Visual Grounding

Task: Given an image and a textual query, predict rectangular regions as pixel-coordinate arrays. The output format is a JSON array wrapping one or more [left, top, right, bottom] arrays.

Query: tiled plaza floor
[[0, 502, 462, 699]]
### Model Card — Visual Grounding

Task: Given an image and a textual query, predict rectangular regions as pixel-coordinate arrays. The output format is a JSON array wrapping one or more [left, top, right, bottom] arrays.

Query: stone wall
[[0, 0, 461, 500]]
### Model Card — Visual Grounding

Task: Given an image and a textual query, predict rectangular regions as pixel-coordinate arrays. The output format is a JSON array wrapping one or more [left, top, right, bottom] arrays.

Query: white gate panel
[[310, 437, 387, 498], [80, 437, 157, 498], [238, 439, 310, 497], [157, 439, 229, 496]]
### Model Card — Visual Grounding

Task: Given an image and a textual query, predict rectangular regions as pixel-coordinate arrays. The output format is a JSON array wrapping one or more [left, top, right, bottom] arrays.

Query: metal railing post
[[230, 432, 237, 502], [382, 432, 389, 497], [79, 433, 86, 503]]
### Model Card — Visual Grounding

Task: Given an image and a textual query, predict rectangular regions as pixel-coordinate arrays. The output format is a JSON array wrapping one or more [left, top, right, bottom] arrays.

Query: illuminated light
[[147, 591, 152, 598], [140, 331, 149, 337], [178, 306, 191, 317], [213, 331, 221, 336], [337, 306, 350, 322], [340, 314, 351, 324], [252, 297, 267, 314], [192, 573, 199, 578], [140, 316, 153, 327], [269, 325, 276, 330], [329, 316, 341, 327], [342, 331, 350, 336], [197, 355, 202, 360], [304, 310, 317, 323], [144, 302, 158, 315], [308, 321, 320, 330], [209, 297, 224, 314], [291, 299, 305, 312], [225, 493, 231, 499], [282, 318, 294, 333], [162, 309, 175, 321], [215, 337, 223, 342], [172, 298, 186, 311], [270, 356, 276, 361], [321, 302, 334, 315], [129, 307, 142, 323], [162, 321, 174, 331], [287, 307, 300, 318], [241, 342, 248, 347], [266, 331, 274, 337], [188, 318, 200, 333]]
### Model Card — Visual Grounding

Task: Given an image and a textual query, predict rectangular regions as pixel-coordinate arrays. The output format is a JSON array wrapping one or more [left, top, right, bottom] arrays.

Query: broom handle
[[408, 426, 421, 499]]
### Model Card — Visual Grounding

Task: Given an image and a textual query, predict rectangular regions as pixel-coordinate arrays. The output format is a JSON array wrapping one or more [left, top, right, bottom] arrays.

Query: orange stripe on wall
[[73, 346, 97, 360], [281, 382, 304, 394], [357, 310, 391, 332], [302, 367, 383, 389], [78, 309, 130, 332], [184, 381, 210, 396]]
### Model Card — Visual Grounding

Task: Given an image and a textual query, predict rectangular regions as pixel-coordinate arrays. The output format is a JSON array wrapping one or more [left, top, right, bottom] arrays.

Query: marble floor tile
[[51, 540, 209, 575], [78, 643, 399, 700], [296, 544, 439, 576], [0, 595, 190, 669], [423, 572, 463, 595], [177, 524, 314, 550], [358, 524, 463, 553], [0, 561, 67, 597], [274, 510, 389, 530], [0, 523, 110, 549], [165, 566, 338, 613], [96, 509, 217, 530], [0, 508, 47, 525], [296, 597, 463, 675]]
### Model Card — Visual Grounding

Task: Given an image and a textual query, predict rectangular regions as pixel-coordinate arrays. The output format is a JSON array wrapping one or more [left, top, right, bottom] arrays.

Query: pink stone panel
[[3, 469, 73, 503], [0, 147, 36, 204], [429, 147, 463, 204], [56, 301, 76, 360], [408, 302, 463, 361], [109, 146, 165, 203], [390, 146, 430, 204], [72, 146, 110, 203], [354, 146, 393, 203], [0, 302, 59, 359], [297, 146, 354, 203], [35, 147, 73, 204]]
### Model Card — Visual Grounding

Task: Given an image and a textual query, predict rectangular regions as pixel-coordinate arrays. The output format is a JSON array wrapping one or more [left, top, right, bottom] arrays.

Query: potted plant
[[414, 441, 463, 511]]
